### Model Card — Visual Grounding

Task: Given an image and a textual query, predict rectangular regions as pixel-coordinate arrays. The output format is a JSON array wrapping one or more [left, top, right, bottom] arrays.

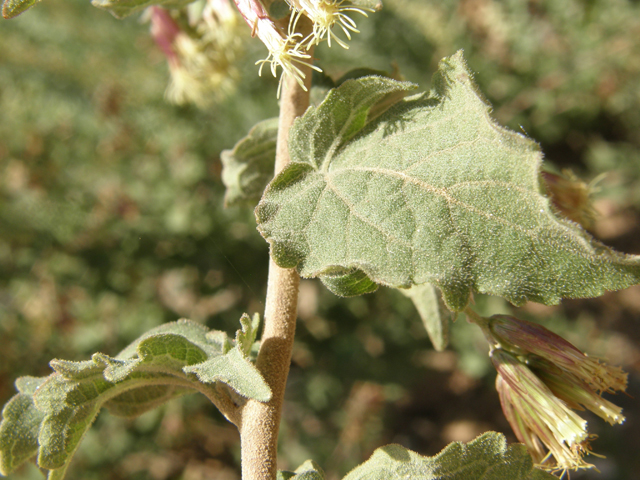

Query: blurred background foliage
[[1, 0, 640, 479]]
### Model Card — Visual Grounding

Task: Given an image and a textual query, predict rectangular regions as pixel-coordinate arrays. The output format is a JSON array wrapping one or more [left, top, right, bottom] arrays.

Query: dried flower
[[481, 314, 628, 474], [528, 356, 625, 426], [489, 315, 628, 394], [494, 363, 595, 474], [542, 169, 601, 230]]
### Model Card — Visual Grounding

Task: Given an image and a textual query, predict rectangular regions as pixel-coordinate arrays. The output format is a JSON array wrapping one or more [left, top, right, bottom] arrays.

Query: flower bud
[[484, 313, 628, 474], [542, 169, 597, 229], [489, 314, 627, 394], [286, 0, 374, 49]]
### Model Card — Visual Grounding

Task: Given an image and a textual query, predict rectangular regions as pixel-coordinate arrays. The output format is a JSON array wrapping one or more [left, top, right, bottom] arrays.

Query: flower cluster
[[149, 0, 244, 106], [149, 0, 376, 101], [473, 313, 627, 475], [286, 0, 373, 49], [235, 0, 375, 95]]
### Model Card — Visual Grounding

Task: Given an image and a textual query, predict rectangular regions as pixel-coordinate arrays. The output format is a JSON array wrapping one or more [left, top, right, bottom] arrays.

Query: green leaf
[[401, 283, 451, 351], [0, 377, 46, 475], [342, 432, 556, 480], [183, 346, 270, 399], [256, 51, 640, 311], [0, 317, 269, 478], [221, 118, 279, 207], [90, 0, 194, 19], [320, 267, 378, 297], [2, 0, 41, 18], [236, 312, 260, 357]]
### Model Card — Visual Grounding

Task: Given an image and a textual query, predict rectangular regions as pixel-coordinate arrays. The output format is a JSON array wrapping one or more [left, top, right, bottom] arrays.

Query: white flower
[[234, 0, 321, 96], [288, 0, 374, 49], [254, 17, 321, 96]]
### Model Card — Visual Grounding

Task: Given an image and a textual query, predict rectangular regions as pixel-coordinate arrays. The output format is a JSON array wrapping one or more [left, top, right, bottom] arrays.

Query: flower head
[[480, 314, 628, 474], [528, 356, 625, 426], [287, 0, 374, 49], [489, 315, 628, 394], [233, 0, 320, 97], [254, 18, 321, 96], [494, 365, 596, 474]]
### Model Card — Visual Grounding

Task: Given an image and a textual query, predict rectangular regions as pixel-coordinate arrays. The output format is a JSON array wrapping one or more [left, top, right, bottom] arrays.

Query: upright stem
[[239, 18, 314, 480]]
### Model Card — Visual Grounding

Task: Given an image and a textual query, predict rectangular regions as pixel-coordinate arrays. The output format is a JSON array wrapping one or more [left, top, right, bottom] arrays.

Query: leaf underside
[[0, 318, 269, 479], [343, 432, 556, 480], [401, 283, 451, 351], [256, 51, 640, 311], [221, 117, 279, 207]]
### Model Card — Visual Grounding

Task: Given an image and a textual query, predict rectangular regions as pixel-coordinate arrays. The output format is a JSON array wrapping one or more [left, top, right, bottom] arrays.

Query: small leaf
[[278, 460, 326, 480], [221, 118, 279, 207], [319, 267, 378, 296], [0, 317, 269, 479], [0, 377, 46, 475], [342, 432, 556, 480], [2, 0, 41, 18], [401, 283, 451, 351], [257, 51, 640, 311], [90, 0, 194, 19], [184, 347, 271, 402], [236, 312, 261, 357]]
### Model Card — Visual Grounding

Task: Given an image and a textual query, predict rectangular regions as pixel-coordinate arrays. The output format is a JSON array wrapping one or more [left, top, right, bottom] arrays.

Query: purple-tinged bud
[[150, 7, 181, 66], [489, 315, 628, 395]]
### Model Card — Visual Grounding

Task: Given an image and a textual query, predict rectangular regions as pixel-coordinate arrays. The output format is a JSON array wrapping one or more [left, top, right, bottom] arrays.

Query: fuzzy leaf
[[235, 312, 260, 357], [0, 377, 46, 475], [221, 118, 279, 207], [342, 432, 555, 480], [402, 283, 450, 351], [2, 0, 41, 18], [320, 268, 379, 297], [0, 318, 269, 478], [256, 51, 640, 311], [90, 0, 193, 19]]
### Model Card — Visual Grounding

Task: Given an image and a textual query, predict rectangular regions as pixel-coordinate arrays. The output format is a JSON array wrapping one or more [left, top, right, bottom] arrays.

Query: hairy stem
[[239, 18, 314, 480]]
